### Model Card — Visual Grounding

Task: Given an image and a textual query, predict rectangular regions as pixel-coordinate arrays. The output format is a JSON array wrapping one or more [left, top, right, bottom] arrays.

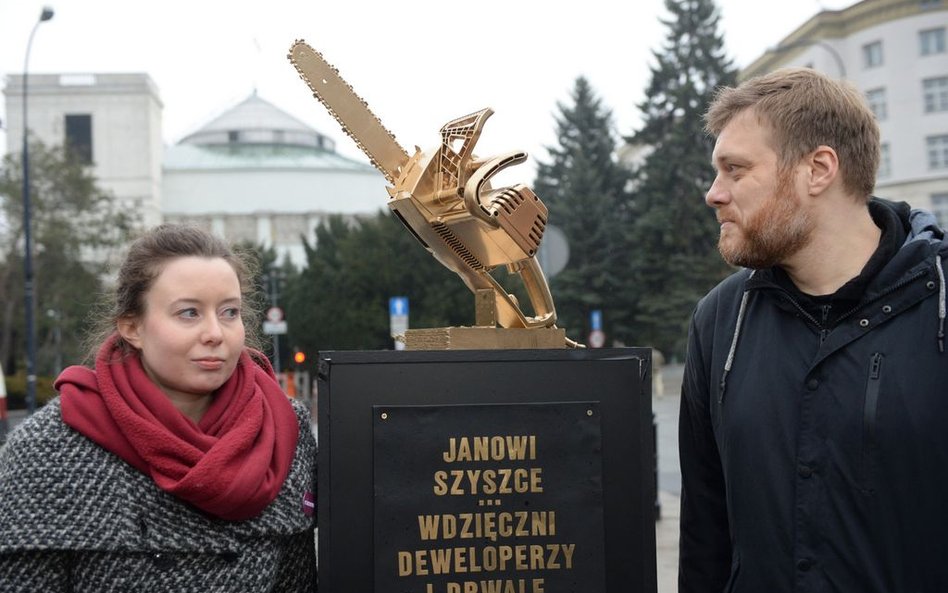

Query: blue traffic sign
[[590, 309, 603, 331], [390, 296, 409, 317]]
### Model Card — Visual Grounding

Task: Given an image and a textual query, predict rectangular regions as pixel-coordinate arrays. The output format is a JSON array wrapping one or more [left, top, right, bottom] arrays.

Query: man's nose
[[705, 175, 729, 207]]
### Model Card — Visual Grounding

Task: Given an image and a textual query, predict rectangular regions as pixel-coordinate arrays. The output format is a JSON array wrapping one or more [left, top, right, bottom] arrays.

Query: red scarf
[[57, 334, 299, 521]]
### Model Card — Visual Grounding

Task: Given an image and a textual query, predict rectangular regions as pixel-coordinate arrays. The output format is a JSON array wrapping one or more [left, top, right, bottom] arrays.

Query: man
[[679, 67, 947, 593]]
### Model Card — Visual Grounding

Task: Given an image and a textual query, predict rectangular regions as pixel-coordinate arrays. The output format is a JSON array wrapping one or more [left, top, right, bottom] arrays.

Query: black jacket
[[679, 199, 948, 593]]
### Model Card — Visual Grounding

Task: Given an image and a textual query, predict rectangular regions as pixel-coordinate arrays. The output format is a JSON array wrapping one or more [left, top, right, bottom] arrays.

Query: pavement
[[653, 362, 684, 593]]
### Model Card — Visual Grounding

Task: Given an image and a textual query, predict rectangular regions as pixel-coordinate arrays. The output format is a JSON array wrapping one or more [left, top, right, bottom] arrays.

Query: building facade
[[162, 93, 385, 266], [4, 73, 164, 228], [742, 0, 948, 226], [3, 75, 387, 267]]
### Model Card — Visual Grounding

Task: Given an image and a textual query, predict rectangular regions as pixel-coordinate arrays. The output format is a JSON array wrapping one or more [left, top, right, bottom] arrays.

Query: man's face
[[707, 109, 813, 269]]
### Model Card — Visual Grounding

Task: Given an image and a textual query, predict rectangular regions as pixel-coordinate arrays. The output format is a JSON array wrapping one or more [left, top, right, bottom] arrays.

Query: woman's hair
[[704, 67, 880, 200], [87, 224, 262, 361]]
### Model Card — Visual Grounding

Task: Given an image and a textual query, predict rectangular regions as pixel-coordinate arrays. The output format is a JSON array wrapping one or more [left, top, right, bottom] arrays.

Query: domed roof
[[177, 92, 336, 151]]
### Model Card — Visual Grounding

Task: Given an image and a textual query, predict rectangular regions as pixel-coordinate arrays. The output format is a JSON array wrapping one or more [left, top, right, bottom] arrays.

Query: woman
[[0, 225, 316, 591]]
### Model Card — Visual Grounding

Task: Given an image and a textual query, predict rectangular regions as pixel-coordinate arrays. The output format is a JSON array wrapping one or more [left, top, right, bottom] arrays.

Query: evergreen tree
[[283, 212, 473, 354], [0, 139, 135, 378], [626, 0, 737, 358], [533, 76, 631, 342]]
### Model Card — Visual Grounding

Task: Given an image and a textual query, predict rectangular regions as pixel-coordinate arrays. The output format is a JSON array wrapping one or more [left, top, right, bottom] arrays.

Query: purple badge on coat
[[302, 491, 315, 517]]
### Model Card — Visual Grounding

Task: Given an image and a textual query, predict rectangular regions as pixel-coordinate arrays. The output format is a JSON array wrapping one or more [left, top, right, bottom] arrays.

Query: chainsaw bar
[[288, 40, 409, 184]]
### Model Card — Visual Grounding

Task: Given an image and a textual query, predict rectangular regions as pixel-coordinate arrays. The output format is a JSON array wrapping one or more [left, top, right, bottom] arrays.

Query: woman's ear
[[117, 317, 142, 350], [808, 145, 839, 196]]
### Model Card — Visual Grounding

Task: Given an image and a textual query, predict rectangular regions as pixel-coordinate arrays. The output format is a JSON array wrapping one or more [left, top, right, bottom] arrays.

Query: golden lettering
[[454, 546, 468, 573], [415, 549, 429, 576], [561, 543, 575, 569], [473, 436, 489, 460], [417, 512, 556, 542], [451, 470, 466, 495], [546, 545, 559, 569], [440, 579, 546, 593], [530, 544, 544, 569], [440, 436, 539, 463], [430, 548, 451, 574], [434, 469, 544, 496], [433, 471, 448, 496], [406, 545, 574, 575]]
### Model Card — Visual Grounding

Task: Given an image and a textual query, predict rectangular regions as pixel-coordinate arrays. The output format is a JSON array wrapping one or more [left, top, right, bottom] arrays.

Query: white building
[[743, 0, 948, 226], [3, 73, 164, 228], [3, 75, 387, 267], [162, 93, 386, 266]]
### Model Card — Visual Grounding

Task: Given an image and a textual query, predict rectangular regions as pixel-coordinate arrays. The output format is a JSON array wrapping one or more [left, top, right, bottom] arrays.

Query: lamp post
[[22, 6, 54, 415]]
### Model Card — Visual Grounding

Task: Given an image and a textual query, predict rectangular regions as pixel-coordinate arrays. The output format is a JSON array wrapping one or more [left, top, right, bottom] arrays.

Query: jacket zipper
[[864, 352, 883, 445], [862, 352, 883, 493], [820, 305, 831, 344]]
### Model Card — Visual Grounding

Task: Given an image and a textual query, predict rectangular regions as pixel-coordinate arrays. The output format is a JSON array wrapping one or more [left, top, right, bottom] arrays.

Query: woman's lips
[[194, 358, 225, 370]]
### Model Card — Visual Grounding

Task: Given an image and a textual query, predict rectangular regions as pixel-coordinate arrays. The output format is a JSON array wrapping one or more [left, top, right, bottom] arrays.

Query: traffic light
[[293, 350, 306, 365]]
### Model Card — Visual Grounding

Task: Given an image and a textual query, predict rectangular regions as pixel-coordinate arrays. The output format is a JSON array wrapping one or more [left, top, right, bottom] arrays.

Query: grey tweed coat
[[0, 397, 317, 592]]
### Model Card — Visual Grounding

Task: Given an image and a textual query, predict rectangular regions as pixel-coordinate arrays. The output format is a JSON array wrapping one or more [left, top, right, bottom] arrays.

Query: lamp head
[[40, 6, 54, 22]]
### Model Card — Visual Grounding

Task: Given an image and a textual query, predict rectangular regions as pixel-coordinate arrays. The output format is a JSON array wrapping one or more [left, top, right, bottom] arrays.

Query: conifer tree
[[283, 212, 473, 352], [534, 76, 631, 342], [0, 140, 135, 378], [626, 0, 737, 358]]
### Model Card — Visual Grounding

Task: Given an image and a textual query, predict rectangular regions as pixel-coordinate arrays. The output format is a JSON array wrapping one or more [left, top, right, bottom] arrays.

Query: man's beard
[[718, 170, 813, 269]]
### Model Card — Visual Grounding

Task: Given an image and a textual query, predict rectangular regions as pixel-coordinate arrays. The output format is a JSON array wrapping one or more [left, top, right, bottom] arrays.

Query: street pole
[[22, 6, 54, 415], [269, 270, 281, 374]]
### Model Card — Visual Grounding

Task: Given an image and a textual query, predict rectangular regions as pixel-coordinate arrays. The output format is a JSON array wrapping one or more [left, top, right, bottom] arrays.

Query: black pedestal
[[316, 348, 656, 593]]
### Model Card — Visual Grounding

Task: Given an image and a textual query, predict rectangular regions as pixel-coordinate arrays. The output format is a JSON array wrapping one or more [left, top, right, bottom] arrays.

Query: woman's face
[[119, 256, 245, 404]]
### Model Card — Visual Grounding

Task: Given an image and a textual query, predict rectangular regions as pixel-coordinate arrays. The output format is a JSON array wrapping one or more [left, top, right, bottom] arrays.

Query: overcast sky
[[0, 0, 853, 178]]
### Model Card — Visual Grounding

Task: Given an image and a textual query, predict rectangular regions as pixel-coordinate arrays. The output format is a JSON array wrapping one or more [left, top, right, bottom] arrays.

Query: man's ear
[[117, 316, 142, 349], [808, 145, 839, 196]]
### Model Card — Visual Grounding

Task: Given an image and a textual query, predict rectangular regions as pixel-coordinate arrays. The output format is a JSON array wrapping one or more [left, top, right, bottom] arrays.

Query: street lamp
[[22, 5, 54, 415]]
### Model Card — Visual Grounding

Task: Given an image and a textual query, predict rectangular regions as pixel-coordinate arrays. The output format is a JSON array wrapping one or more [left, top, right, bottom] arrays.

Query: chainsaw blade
[[288, 40, 409, 184]]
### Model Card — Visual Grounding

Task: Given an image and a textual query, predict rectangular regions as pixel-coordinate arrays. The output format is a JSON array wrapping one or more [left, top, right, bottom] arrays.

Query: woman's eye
[[178, 308, 199, 319], [221, 307, 241, 319]]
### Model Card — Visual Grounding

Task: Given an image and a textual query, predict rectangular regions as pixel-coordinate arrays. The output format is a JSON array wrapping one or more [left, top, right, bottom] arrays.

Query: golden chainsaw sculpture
[[288, 40, 579, 349]]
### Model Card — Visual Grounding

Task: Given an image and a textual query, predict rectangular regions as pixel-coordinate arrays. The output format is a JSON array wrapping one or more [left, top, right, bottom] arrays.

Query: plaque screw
[[586, 409, 593, 416], [381, 412, 388, 420]]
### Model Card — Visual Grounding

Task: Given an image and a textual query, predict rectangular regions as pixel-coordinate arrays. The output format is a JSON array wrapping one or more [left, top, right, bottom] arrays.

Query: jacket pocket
[[862, 352, 883, 493]]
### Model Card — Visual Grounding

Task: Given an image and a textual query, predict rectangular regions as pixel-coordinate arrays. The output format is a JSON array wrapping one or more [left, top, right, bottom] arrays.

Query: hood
[[718, 199, 946, 404]]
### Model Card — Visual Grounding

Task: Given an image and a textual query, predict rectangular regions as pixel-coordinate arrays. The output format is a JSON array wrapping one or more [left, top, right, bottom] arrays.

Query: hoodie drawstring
[[937, 254, 945, 353], [719, 270, 755, 404]]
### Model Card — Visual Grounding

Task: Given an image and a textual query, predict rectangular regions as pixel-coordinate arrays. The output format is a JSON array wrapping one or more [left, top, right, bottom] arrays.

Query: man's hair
[[704, 67, 880, 199]]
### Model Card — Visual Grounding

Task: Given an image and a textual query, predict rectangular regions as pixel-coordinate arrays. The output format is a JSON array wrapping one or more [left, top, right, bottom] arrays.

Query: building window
[[920, 27, 946, 55], [64, 114, 92, 164], [932, 193, 948, 229], [228, 130, 240, 143], [924, 77, 948, 113], [929, 135, 948, 169], [866, 88, 887, 120], [863, 41, 883, 68], [878, 143, 891, 178]]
